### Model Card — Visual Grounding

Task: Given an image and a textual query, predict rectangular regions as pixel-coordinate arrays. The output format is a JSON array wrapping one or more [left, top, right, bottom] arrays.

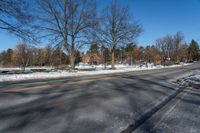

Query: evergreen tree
[[0, 49, 15, 66], [75, 51, 82, 64], [188, 40, 199, 61], [89, 43, 99, 54], [103, 48, 110, 66]]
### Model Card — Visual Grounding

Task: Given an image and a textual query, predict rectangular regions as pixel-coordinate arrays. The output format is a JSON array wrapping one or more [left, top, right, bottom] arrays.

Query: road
[[0, 63, 200, 133]]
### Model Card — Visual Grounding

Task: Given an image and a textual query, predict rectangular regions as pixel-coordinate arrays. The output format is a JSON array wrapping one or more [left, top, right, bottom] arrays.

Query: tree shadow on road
[[0, 74, 198, 133]]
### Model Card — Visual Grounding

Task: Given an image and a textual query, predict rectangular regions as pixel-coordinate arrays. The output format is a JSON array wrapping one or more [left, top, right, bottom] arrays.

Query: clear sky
[[0, 0, 200, 51]]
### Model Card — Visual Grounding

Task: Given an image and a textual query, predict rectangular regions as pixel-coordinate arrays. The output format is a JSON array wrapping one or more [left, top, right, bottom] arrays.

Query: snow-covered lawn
[[0, 63, 191, 82], [176, 70, 200, 89]]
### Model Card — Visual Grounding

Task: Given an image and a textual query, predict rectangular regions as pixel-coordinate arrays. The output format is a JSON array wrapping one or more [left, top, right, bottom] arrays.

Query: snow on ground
[[176, 70, 200, 89], [0, 67, 53, 71], [0, 63, 191, 82]]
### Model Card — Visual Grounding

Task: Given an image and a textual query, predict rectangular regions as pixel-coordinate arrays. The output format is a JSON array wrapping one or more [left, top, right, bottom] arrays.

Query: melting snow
[[176, 70, 200, 89]]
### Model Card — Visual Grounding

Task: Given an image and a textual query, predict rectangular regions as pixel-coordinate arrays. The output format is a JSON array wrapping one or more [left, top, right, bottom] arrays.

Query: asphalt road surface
[[0, 63, 200, 133]]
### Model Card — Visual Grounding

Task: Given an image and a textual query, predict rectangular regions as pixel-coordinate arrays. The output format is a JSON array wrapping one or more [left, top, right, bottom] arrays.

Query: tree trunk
[[22, 66, 25, 72], [176, 55, 179, 63], [131, 55, 133, 66], [70, 54, 75, 70], [111, 50, 115, 69], [103, 54, 107, 69]]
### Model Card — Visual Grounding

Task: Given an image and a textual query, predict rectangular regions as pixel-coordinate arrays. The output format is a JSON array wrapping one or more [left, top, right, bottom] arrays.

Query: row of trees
[[0, 44, 79, 70], [87, 37, 200, 65], [0, 38, 199, 69], [0, 0, 200, 70], [156, 33, 200, 63], [0, 0, 143, 70]]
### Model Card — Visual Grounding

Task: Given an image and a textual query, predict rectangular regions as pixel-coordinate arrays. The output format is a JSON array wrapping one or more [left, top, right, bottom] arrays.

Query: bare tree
[[45, 44, 53, 66], [144, 45, 161, 64], [34, 0, 96, 69], [52, 45, 62, 67], [35, 48, 46, 66], [173, 32, 184, 63], [93, 1, 142, 69], [156, 32, 185, 63], [156, 35, 172, 60], [15, 43, 32, 71], [179, 44, 188, 62], [0, 0, 36, 41], [155, 38, 166, 61]]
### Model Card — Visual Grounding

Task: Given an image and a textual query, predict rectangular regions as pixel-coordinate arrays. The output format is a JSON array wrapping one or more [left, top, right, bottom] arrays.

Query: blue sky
[[129, 0, 200, 45], [0, 0, 200, 51]]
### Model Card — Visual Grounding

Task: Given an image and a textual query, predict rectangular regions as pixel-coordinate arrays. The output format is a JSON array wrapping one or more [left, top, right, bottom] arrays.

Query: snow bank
[[176, 70, 200, 89], [0, 63, 191, 82]]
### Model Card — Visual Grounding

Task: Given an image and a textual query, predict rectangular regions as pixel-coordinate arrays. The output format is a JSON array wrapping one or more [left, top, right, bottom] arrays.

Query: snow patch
[[176, 70, 200, 89]]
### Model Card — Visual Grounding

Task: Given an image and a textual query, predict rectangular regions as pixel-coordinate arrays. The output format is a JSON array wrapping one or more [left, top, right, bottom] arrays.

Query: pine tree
[[188, 40, 199, 61], [89, 44, 99, 54], [103, 48, 110, 67]]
